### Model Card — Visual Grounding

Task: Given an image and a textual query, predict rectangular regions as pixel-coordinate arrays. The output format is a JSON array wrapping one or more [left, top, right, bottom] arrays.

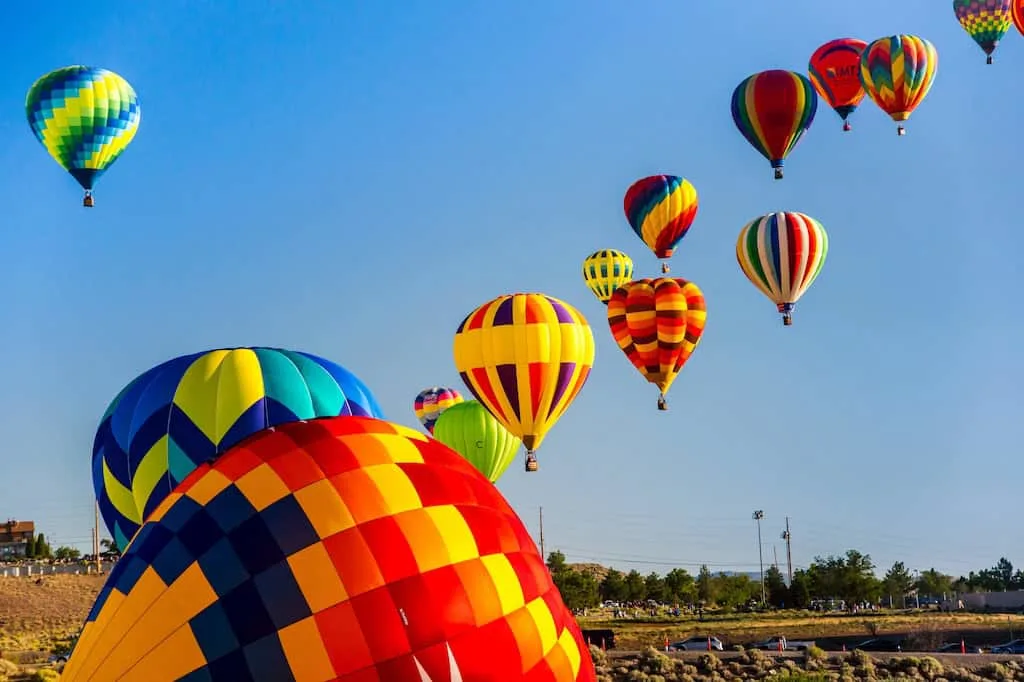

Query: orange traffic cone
[[665, 636, 670, 652], [961, 639, 966, 655]]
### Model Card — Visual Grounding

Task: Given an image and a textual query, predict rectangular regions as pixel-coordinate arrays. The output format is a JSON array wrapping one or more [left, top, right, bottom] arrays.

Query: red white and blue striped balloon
[[736, 212, 829, 326]]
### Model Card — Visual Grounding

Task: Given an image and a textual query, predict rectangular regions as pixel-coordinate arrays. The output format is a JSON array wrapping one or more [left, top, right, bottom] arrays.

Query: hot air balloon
[[433, 400, 521, 482], [731, 70, 818, 179], [582, 249, 634, 303], [736, 212, 829, 326], [26, 66, 141, 207], [953, 0, 1012, 63], [607, 278, 707, 411], [622, 175, 699, 273], [92, 347, 383, 550], [453, 293, 594, 472], [1013, 0, 1024, 35], [808, 38, 869, 131], [63, 416, 597, 682], [859, 35, 938, 136], [413, 386, 463, 434]]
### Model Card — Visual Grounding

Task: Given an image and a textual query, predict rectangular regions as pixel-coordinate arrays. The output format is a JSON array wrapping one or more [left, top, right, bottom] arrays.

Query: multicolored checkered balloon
[[25, 66, 141, 207], [66, 416, 596, 682]]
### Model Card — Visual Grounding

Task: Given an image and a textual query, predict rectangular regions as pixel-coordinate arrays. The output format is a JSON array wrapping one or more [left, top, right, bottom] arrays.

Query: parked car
[[750, 636, 815, 651], [852, 638, 905, 652], [936, 642, 984, 654], [670, 636, 724, 651], [990, 639, 1024, 654], [580, 629, 616, 650]]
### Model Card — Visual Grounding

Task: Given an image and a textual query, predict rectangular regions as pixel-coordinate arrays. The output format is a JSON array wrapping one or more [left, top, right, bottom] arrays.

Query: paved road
[[606, 650, 1023, 664]]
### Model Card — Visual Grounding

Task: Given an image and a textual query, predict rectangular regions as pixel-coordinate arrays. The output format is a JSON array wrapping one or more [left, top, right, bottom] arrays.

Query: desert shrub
[[918, 657, 944, 680], [696, 652, 720, 673], [27, 670, 61, 681], [741, 648, 768, 665], [850, 649, 875, 677], [0, 659, 18, 676], [806, 646, 828, 662], [980, 662, 1010, 681], [639, 647, 674, 675]]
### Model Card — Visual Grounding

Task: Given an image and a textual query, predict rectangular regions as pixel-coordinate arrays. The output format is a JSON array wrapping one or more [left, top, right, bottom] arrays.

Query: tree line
[[14, 532, 85, 562], [545, 549, 1024, 612]]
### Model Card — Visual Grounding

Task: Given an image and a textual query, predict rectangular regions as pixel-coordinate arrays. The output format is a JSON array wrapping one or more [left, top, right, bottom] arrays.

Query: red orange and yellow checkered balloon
[[63, 416, 596, 682]]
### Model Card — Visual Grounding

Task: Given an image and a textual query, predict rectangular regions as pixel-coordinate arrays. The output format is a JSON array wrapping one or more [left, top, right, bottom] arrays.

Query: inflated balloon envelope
[[65, 415, 596, 682]]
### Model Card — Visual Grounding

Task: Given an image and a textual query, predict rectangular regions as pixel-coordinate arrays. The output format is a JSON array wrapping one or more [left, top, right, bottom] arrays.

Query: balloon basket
[[773, 168, 783, 180], [897, 126, 906, 136], [661, 262, 669, 274], [525, 455, 539, 472], [843, 121, 851, 132], [657, 396, 668, 411], [83, 192, 94, 208], [783, 315, 793, 327], [987, 55, 993, 65]]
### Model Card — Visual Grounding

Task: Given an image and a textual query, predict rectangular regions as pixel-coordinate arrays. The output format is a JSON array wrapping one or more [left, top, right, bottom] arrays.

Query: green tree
[[599, 569, 627, 602], [546, 551, 568, 574], [24, 533, 36, 558], [764, 565, 789, 608], [789, 569, 811, 609], [664, 568, 696, 604], [624, 570, 647, 601], [697, 564, 714, 604], [100, 538, 120, 555], [54, 546, 81, 561], [882, 561, 915, 608], [34, 533, 51, 559], [807, 550, 880, 607], [644, 572, 667, 602], [545, 551, 599, 610], [915, 568, 954, 598], [551, 568, 599, 610], [713, 573, 759, 608]]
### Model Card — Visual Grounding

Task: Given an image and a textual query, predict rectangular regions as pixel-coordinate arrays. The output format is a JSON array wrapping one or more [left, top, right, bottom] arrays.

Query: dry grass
[[0, 574, 104, 653], [580, 610, 1024, 648]]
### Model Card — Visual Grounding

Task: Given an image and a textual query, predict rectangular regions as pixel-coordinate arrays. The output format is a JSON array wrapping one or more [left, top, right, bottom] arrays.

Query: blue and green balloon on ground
[[91, 347, 384, 550]]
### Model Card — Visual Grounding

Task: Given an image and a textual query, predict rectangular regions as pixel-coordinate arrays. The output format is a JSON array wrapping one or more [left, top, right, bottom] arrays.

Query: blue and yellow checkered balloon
[[26, 66, 141, 206]]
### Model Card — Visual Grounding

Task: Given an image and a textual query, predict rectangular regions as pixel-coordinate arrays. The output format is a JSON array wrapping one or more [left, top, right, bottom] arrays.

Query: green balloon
[[432, 400, 521, 483]]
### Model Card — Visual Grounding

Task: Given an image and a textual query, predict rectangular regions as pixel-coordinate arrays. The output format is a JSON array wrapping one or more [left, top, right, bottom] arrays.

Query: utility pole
[[753, 510, 765, 605], [538, 507, 545, 560], [93, 503, 101, 574], [781, 517, 793, 586]]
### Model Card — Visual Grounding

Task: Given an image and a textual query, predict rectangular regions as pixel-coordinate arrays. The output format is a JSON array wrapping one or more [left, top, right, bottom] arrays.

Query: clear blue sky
[[0, 0, 1020, 581]]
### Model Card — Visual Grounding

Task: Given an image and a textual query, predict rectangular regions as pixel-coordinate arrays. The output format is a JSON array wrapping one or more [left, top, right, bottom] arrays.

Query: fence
[[0, 561, 116, 578]]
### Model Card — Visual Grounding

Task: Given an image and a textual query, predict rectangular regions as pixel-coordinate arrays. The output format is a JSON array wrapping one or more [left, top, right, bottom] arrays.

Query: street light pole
[[753, 510, 765, 605]]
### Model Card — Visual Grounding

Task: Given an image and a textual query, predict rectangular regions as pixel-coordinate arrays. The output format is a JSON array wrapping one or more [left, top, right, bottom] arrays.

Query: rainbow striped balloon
[[622, 175, 698, 272], [736, 212, 829, 327], [607, 278, 706, 410], [413, 386, 464, 434], [953, 0, 1012, 64], [859, 35, 938, 135], [730, 70, 817, 180]]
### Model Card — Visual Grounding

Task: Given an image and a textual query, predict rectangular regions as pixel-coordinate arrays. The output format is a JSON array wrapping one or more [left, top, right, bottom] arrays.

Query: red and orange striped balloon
[[607, 278, 707, 410]]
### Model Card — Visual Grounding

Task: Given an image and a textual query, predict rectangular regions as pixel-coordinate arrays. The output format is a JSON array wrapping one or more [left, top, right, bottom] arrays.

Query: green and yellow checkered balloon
[[26, 66, 141, 207]]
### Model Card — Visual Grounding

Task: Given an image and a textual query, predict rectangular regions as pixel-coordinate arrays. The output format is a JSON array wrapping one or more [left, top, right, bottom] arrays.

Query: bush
[[805, 645, 827, 662], [0, 659, 18, 677], [27, 670, 61, 681]]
